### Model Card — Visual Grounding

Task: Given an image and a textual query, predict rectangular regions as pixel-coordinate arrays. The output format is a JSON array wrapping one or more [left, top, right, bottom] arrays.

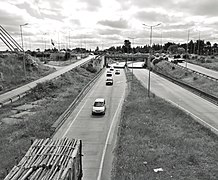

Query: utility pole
[[20, 23, 28, 80], [143, 23, 161, 98], [186, 30, 190, 68]]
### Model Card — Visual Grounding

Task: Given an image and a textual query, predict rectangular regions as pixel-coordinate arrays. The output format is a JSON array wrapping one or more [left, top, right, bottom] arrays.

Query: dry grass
[[0, 53, 55, 94], [112, 70, 218, 180]]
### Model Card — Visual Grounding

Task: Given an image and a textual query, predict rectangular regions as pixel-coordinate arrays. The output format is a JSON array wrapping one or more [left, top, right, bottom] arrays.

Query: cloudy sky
[[1, 0, 218, 51]]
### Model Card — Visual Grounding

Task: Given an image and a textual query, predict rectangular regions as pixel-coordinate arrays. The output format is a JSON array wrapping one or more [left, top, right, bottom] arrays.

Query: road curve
[[134, 69, 218, 134], [180, 62, 218, 78], [53, 68, 127, 180], [0, 56, 95, 105]]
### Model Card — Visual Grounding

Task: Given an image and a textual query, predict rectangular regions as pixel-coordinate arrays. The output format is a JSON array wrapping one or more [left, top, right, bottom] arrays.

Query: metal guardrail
[[153, 67, 218, 106], [51, 67, 105, 133]]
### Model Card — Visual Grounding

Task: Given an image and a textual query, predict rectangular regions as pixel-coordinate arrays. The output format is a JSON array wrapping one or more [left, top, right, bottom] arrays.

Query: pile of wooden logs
[[4, 138, 82, 180]]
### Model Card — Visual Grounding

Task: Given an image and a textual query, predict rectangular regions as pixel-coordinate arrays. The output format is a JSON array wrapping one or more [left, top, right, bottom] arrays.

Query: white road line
[[61, 99, 88, 138], [97, 90, 125, 180], [61, 73, 103, 138], [167, 99, 218, 134]]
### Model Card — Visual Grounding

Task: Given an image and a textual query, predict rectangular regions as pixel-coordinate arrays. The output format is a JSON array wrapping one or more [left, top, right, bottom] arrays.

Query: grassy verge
[[154, 61, 218, 97], [187, 56, 218, 71], [0, 61, 101, 179], [112, 69, 218, 180], [0, 53, 55, 94]]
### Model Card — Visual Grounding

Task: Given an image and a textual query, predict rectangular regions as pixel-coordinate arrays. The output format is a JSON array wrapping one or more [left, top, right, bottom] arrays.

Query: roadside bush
[[153, 58, 163, 65], [29, 81, 58, 100], [85, 64, 97, 73], [193, 76, 198, 81], [206, 59, 212, 63], [0, 85, 3, 91], [174, 54, 181, 59], [198, 57, 206, 63], [64, 52, 71, 60]]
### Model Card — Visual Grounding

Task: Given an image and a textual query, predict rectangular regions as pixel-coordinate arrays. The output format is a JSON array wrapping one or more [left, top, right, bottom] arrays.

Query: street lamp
[[128, 36, 136, 80], [143, 23, 161, 98], [20, 23, 28, 79]]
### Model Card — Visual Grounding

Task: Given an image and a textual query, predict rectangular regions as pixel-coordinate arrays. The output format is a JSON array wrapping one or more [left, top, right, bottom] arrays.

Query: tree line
[[104, 39, 218, 55]]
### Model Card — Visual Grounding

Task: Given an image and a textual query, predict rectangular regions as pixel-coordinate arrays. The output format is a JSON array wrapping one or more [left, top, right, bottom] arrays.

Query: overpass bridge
[[102, 54, 149, 67]]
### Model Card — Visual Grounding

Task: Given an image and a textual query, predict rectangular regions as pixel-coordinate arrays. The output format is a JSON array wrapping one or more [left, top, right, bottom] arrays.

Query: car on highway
[[106, 77, 113, 85], [115, 69, 120, 75], [106, 71, 113, 77], [92, 98, 106, 115], [110, 66, 114, 71]]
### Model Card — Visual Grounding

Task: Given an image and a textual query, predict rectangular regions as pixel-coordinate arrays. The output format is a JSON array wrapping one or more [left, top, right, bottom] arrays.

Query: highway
[[0, 55, 94, 105], [180, 62, 218, 78], [53, 68, 127, 180], [133, 69, 218, 134]]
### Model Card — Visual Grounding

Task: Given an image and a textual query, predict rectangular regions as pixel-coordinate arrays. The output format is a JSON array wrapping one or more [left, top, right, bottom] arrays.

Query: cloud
[[79, 0, 101, 11], [117, 0, 175, 10], [98, 29, 122, 35], [15, 1, 42, 19], [135, 11, 169, 23], [178, 0, 218, 16], [97, 19, 129, 29]]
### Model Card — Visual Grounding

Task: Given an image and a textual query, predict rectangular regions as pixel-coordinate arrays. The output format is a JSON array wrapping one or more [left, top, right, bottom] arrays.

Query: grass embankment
[[112, 69, 218, 180], [188, 55, 218, 71], [0, 59, 101, 179], [0, 53, 55, 94], [154, 61, 218, 97]]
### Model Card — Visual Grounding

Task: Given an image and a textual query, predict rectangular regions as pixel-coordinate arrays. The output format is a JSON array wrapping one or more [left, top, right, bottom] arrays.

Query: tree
[[123, 40, 131, 53], [167, 44, 178, 54], [177, 47, 185, 54], [95, 46, 99, 52]]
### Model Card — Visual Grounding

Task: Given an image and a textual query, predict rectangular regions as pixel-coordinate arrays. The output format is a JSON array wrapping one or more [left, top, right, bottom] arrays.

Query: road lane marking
[[97, 89, 126, 180], [61, 99, 88, 138], [61, 73, 104, 138], [167, 99, 218, 134]]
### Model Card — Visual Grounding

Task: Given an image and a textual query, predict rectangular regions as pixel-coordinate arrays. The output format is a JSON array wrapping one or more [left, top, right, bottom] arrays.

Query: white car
[[92, 98, 106, 115]]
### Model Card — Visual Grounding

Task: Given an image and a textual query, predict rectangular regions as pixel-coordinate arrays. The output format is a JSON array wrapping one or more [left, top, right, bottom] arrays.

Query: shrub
[[206, 59, 212, 63], [29, 81, 58, 100], [0, 85, 3, 91], [85, 64, 97, 73], [193, 76, 198, 81]]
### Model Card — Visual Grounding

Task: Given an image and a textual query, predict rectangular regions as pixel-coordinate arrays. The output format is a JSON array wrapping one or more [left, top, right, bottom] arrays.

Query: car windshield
[[94, 102, 104, 107]]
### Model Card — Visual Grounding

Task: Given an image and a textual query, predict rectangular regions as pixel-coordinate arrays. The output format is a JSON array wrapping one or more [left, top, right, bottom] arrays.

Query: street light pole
[[20, 23, 28, 80], [143, 23, 161, 98]]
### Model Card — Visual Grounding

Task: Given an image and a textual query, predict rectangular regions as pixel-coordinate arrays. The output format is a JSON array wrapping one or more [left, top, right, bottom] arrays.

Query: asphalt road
[[180, 62, 218, 78], [53, 68, 127, 180], [0, 55, 94, 105], [133, 69, 218, 134]]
